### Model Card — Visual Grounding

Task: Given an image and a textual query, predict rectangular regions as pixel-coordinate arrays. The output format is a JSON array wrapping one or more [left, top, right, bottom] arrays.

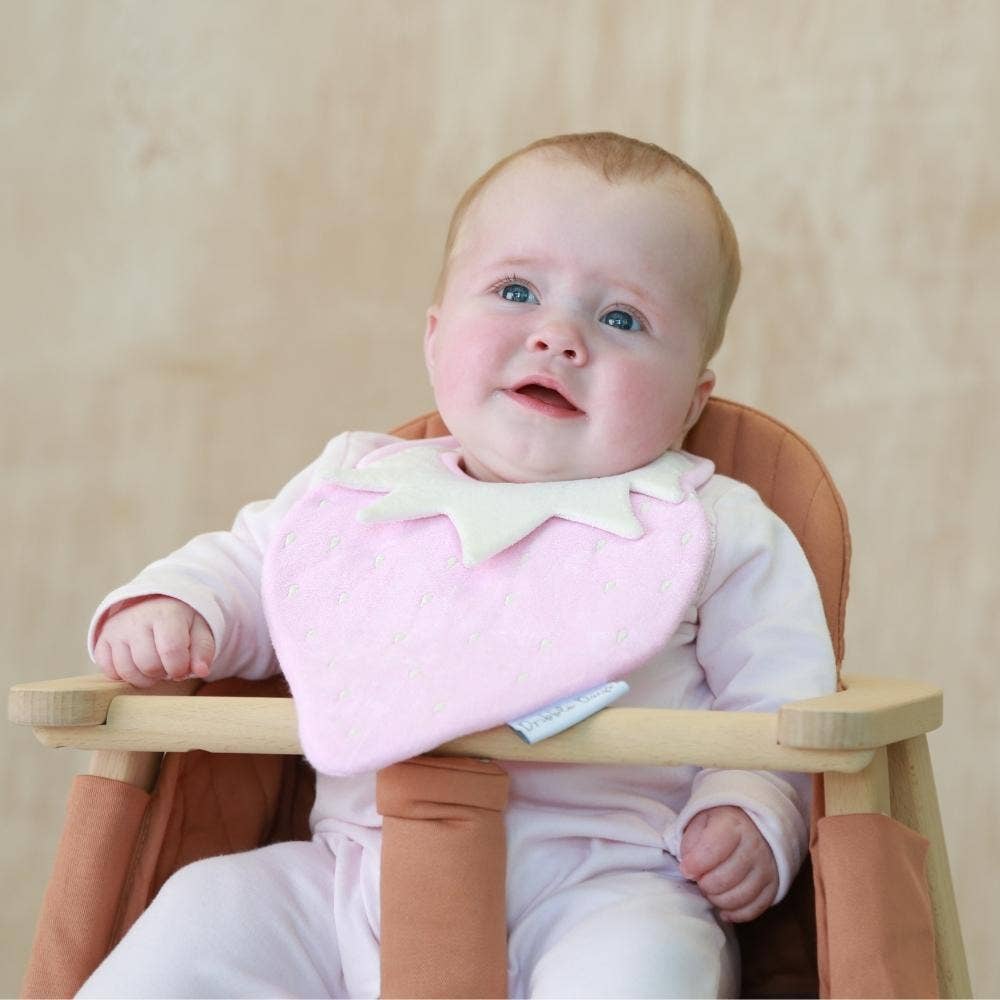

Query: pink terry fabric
[[261, 463, 710, 776]]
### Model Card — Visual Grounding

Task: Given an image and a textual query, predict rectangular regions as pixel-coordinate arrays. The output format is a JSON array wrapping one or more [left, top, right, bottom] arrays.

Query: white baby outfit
[[78, 431, 837, 999]]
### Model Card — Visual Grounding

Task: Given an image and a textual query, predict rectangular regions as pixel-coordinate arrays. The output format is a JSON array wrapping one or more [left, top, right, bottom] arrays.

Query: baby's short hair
[[433, 132, 741, 365]]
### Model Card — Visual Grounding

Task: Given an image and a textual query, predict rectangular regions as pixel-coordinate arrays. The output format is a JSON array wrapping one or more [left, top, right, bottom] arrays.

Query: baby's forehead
[[466, 156, 715, 245], [453, 156, 724, 291], [485, 151, 708, 213]]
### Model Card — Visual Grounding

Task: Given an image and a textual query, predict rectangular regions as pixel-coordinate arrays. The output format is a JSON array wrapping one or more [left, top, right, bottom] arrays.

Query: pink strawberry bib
[[261, 438, 713, 776]]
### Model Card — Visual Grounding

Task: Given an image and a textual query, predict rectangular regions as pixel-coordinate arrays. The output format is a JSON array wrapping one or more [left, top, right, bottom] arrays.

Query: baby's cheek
[[430, 343, 482, 404], [615, 370, 687, 448], [433, 326, 506, 392], [429, 358, 463, 400]]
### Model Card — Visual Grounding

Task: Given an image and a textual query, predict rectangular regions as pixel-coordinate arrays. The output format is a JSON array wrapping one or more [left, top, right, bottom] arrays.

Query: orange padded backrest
[[683, 398, 850, 664], [394, 398, 851, 664]]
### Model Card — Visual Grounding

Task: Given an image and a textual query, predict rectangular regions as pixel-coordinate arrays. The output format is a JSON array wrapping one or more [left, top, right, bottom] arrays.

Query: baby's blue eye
[[601, 308, 642, 332], [500, 283, 537, 304]]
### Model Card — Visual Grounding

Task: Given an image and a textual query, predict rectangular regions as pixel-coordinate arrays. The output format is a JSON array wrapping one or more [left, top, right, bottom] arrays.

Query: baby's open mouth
[[513, 383, 581, 412]]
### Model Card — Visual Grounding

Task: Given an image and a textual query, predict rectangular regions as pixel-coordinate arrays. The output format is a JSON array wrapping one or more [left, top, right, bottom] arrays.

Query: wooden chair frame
[[10, 668, 970, 996]]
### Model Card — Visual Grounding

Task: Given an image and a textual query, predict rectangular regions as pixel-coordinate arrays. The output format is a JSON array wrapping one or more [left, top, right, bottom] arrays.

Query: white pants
[[78, 837, 738, 999]]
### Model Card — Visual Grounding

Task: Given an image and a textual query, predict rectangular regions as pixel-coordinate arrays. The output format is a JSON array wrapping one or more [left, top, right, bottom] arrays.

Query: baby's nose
[[526, 322, 588, 364]]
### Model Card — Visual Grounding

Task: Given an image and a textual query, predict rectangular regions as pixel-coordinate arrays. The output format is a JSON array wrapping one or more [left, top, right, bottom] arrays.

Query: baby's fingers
[[694, 846, 754, 900], [109, 637, 161, 688], [151, 615, 198, 680], [94, 638, 117, 681], [680, 811, 738, 880], [715, 877, 777, 924], [188, 615, 216, 678]]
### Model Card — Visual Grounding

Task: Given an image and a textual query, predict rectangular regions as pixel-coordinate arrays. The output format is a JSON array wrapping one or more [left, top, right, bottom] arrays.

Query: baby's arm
[[88, 431, 399, 684], [668, 480, 837, 914]]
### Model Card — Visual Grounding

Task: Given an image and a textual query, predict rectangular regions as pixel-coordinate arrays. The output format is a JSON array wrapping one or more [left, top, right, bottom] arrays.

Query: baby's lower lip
[[503, 388, 585, 419]]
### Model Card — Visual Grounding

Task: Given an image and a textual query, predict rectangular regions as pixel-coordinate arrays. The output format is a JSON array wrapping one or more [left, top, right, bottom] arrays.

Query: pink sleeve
[[87, 431, 399, 681], [666, 481, 837, 903]]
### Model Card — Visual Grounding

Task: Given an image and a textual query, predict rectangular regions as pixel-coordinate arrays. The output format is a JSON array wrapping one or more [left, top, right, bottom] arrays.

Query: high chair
[[9, 398, 971, 999]]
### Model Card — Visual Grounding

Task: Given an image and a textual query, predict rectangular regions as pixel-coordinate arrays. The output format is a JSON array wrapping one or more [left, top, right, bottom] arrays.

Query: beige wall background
[[3, 0, 997, 995]]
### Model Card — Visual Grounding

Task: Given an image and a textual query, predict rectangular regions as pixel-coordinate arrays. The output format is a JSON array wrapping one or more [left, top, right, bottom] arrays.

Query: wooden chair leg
[[888, 736, 972, 999], [88, 749, 162, 792], [824, 746, 891, 816]]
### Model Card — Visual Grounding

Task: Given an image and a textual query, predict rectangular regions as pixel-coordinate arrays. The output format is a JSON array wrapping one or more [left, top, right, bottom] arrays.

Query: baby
[[80, 132, 835, 998]]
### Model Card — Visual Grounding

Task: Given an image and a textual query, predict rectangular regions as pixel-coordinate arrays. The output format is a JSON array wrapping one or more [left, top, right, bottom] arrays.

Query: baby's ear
[[683, 369, 716, 435], [423, 307, 439, 380]]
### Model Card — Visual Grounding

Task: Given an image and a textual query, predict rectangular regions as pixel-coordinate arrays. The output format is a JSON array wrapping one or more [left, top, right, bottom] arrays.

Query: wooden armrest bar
[[33, 695, 300, 754], [30, 696, 873, 774], [777, 673, 942, 750], [11, 671, 941, 772], [440, 709, 874, 773], [8, 674, 200, 726], [10, 674, 133, 726]]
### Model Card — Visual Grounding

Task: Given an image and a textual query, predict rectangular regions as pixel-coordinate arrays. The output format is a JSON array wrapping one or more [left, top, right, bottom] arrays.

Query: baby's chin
[[460, 445, 634, 484]]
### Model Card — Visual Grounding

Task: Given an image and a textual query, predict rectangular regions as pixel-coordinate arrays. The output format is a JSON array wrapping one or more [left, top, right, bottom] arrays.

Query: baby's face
[[424, 153, 720, 482]]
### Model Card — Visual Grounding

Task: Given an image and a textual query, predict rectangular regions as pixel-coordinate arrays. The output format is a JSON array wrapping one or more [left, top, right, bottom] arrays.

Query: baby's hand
[[94, 596, 215, 688], [679, 805, 778, 923]]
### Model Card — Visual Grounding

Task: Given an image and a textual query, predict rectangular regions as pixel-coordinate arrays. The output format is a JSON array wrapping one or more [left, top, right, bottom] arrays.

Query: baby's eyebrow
[[483, 254, 551, 273], [611, 277, 661, 307]]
